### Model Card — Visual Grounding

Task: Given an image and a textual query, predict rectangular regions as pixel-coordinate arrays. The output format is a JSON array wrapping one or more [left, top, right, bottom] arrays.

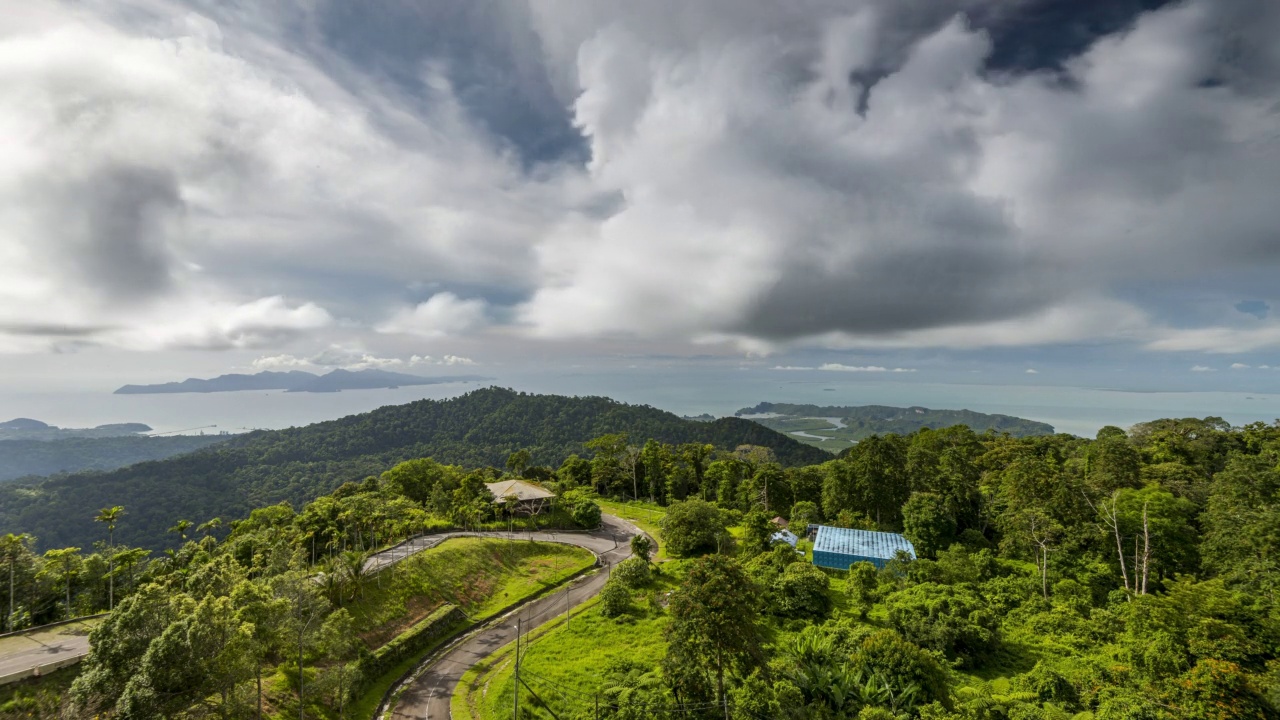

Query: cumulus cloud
[[518, 0, 1280, 350], [3, 0, 1279, 363], [1025, 369, 1039, 374], [1190, 365, 1215, 372], [1231, 362, 1250, 369], [376, 293, 490, 338], [252, 347, 476, 371], [818, 363, 917, 373]]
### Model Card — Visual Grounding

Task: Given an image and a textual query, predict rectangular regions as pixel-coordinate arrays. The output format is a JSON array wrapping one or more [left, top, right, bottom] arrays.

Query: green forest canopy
[[7, 414, 1279, 719], [0, 387, 828, 551]]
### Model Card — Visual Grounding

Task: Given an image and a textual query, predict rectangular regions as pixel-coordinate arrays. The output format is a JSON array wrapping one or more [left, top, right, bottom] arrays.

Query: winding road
[[383, 514, 645, 719]]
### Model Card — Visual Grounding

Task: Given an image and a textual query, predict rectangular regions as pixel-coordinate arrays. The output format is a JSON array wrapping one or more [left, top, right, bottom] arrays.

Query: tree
[[789, 500, 820, 529], [640, 439, 669, 504], [662, 555, 764, 714], [0, 533, 32, 632], [630, 534, 654, 564], [772, 562, 831, 619], [233, 580, 290, 720], [848, 561, 880, 620], [506, 448, 533, 477], [319, 609, 362, 718], [900, 493, 955, 559], [115, 594, 255, 719], [660, 499, 729, 557], [41, 547, 83, 619], [557, 454, 592, 488], [94, 505, 124, 610], [271, 573, 330, 720], [740, 509, 776, 557], [169, 519, 192, 542]]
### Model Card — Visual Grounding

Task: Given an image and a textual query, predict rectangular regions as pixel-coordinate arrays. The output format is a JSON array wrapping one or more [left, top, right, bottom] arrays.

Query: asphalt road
[[387, 514, 644, 719], [0, 619, 96, 680]]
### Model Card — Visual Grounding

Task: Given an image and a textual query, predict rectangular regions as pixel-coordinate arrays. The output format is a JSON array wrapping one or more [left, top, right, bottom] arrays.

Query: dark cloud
[[0, 323, 113, 337], [1236, 301, 1271, 320], [33, 164, 182, 305]]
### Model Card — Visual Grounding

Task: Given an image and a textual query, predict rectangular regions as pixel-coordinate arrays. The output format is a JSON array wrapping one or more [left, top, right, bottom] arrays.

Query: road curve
[[384, 514, 644, 719]]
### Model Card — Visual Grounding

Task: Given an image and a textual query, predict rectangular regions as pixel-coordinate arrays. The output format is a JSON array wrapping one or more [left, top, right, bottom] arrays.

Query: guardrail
[[0, 651, 87, 686], [0, 613, 106, 640]]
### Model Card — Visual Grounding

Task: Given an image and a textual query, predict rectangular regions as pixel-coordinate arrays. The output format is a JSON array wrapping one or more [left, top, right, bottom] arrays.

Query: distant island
[[0, 418, 153, 441], [115, 369, 492, 394], [737, 402, 1055, 451]]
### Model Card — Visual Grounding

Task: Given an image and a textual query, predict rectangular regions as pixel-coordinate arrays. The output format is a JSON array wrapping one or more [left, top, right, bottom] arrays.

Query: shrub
[[772, 562, 831, 619], [612, 557, 652, 590], [659, 499, 728, 557], [884, 582, 999, 665], [572, 500, 602, 529], [599, 578, 631, 618]]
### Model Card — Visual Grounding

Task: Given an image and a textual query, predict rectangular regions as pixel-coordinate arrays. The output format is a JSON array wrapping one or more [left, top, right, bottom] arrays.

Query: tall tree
[[41, 547, 82, 619], [94, 505, 124, 610], [662, 555, 764, 716]]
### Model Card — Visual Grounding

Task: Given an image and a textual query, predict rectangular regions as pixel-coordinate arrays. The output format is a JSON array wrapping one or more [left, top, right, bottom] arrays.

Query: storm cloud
[[1, 0, 1278, 361]]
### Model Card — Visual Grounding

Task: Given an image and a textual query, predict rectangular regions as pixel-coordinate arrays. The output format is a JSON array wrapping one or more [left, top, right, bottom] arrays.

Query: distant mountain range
[[737, 402, 1055, 451], [0, 388, 829, 550], [0, 418, 153, 441], [114, 369, 492, 394]]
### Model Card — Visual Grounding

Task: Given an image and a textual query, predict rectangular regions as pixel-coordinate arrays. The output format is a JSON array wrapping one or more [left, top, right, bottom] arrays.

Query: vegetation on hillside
[[0, 388, 827, 551], [0, 435, 228, 483], [739, 402, 1055, 452], [475, 417, 1280, 720], [5, 413, 1279, 719]]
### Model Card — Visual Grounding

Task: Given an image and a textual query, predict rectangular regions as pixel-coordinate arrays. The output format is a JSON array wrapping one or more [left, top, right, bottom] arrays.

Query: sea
[[0, 367, 1277, 439]]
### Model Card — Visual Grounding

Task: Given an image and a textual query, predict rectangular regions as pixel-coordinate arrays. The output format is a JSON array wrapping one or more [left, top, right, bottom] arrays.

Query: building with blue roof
[[811, 525, 916, 570]]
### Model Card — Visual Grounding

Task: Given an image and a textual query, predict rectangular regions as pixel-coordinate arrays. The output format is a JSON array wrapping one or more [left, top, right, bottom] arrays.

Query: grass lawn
[[453, 567, 680, 720], [455, 600, 670, 720], [263, 537, 595, 720], [347, 537, 595, 647]]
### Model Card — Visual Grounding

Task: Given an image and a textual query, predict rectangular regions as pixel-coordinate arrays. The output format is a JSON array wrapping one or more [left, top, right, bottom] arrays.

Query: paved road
[[0, 619, 97, 680], [386, 514, 644, 719]]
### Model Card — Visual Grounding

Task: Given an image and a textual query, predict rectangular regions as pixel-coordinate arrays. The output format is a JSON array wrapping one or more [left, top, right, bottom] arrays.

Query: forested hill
[[740, 402, 1054, 441], [0, 434, 229, 482], [0, 388, 827, 551]]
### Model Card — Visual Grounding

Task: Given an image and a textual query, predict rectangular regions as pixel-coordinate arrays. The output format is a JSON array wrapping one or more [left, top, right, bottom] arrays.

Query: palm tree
[[94, 506, 124, 610], [196, 517, 223, 537], [168, 519, 192, 542], [40, 547, 82, 619]]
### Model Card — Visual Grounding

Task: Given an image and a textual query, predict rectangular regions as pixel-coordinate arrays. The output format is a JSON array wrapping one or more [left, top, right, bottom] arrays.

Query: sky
[[1, 0, 1279, 398]]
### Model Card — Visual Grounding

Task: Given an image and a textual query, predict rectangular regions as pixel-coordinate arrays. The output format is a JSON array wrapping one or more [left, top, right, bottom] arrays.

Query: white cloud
[[1146, 324, 1280, 354], [376, 293, 489, 338], [1230, 362, 1250, 369], [252, 347, 477, 372], [1025, 368, 1039, 374], [772, 365, 816, 371], [816, 363, 915, 373], [1190, 365, 1215, 372]]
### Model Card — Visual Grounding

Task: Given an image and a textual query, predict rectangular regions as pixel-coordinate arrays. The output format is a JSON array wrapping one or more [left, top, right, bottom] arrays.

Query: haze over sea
[[1, 367, 1276, 440]]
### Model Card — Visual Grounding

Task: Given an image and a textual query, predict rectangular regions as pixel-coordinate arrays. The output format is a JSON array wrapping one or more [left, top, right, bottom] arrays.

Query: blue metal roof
[[812, 526, 916, 562]]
